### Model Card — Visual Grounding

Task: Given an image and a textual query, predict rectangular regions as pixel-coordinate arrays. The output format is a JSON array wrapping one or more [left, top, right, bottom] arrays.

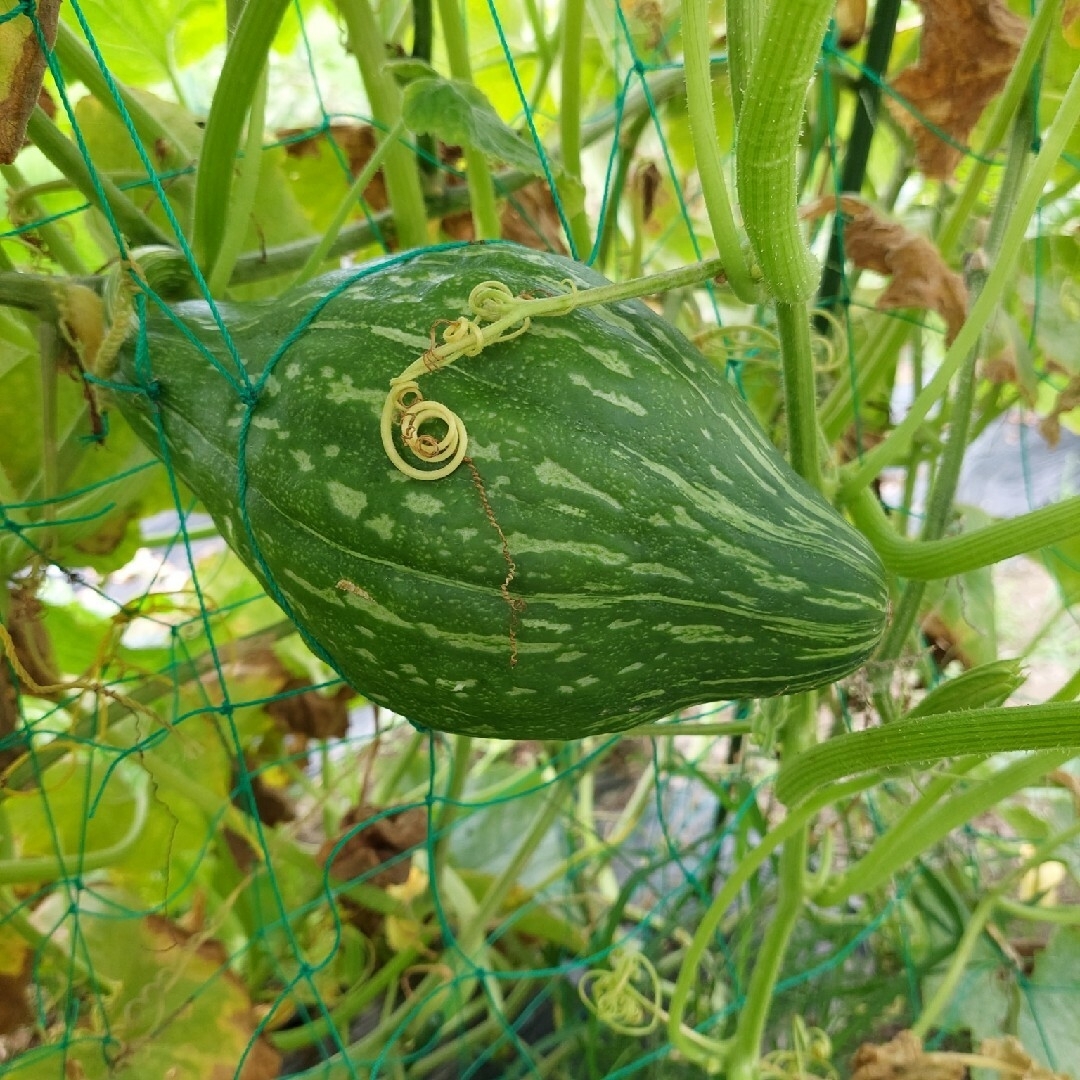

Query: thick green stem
[[431, 735, 473, 879], [26, 107, 170, 249], [193, 0, 292, 270], [736, 0, 833, 303], [725, 0, 765, 121], [435, 0, 501, 240], [776, 702, 1080, 807], [679, 0, 761, 302], [333, 0, 429, 250], [559, 0, 592, 257], [848, 487, 1080, 580], [775, 301, 822, 488], [207, 66, 268, 295], [727, 693, 815, 1080], [839, 55, 1080, 497], [666, 775, 879, 1069]]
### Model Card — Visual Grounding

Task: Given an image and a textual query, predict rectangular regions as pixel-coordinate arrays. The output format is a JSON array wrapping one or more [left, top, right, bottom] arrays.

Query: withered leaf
[[850, 1030, 964, 1080], [0, 0, 61, 163], [279, 122, 389, 209], [319, 803, 428, 890], [978, 1035, 1072, 1079], [888, 0, 1027, 179], [441, 179, 569, 254], [1037, 374, 1080, 447], [266, 676, 352, 740], [803, 195, 967, 343]]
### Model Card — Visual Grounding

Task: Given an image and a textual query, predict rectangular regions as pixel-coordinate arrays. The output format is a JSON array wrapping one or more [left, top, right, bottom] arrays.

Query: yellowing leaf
[[0, 0, 61, 163], [1064, 0, 1080, 48], [887, 0, 1027, 179]]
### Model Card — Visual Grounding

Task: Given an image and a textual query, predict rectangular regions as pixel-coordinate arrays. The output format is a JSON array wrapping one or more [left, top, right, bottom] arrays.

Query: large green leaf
[[1017, 926, 1080, 1073]]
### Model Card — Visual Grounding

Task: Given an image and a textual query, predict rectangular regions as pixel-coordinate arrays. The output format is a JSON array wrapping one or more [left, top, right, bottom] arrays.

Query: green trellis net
[[2, 1, 1080, 1078]]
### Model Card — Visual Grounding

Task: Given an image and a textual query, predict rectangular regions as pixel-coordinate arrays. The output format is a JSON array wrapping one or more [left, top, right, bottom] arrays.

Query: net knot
[[237, 387, 259, 409]]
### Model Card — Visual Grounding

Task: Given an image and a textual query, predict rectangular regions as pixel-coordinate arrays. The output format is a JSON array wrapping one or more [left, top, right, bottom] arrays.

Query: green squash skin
[[110, 243, 887, 740]]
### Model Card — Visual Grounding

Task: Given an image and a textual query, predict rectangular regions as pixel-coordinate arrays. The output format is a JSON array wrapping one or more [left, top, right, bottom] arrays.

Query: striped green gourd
[[107, 243, 887, 740]]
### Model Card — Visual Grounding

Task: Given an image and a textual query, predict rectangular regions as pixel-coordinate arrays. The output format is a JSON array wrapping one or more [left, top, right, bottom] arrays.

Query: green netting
[[2, 1, 1080, 1078]]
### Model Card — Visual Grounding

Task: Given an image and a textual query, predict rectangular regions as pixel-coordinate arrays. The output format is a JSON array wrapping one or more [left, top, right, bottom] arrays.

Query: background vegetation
[[1, 0, 1079, 1077]]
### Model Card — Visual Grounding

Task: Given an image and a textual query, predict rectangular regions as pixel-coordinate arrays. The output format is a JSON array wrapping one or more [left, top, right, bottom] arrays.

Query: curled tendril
[[468, 279, 517, 320], [578, 951, 661, 1037], [380, 379, 468, 480]]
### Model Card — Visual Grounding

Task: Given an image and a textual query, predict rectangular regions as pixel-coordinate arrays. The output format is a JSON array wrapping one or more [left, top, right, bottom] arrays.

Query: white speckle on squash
[[265, 374, 282, 396], [456, 527, 478, 541], [521, 619, 572, 633], [568, 372, 647, 416], [252, 415, 280, 430], [364, 514, 395, 541], [321, 366, 335, 378], [507, 687, 537, 696], [619, 662, 644, 674], [629, 562, 693, 583], [534, 459, 622, 509], [558, 686, 575, 694], [327, 481, 367, 519], [291, 450, 314, 472], [285, 362, 301, 380], [608, 619, 643, 630], [556, 651, 587, 663], [576, 675, 600, 687], [403, 491, 444, 516], [324, 445, 340, 457], [401, 663, 418, 675], [469, 440, 501, 461]]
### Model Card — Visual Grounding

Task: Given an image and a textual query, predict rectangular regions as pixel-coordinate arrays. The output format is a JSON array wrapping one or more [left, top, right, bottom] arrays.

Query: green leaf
[[1017, 926, 1080, 1073], [402, 76, 544, 176]]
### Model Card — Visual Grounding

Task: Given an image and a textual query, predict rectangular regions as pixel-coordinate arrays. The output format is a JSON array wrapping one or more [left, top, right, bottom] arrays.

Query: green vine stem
[[871, 89, 1036, 694], [679, 0, 761, 303], [333, 0, 429, 251], [25, 106, 170, 249], [724, 0, 764, 121], [913, 817, 1080, 1039], [735, 0, 833, 303], [666, 775, 881, 1070], [847, 486, 1080, 580], [193, 0, 292, 271], [559, 0, 593, 257], [936, 0, 1062, 258], [816, 749, 1075, 907], [776, 702, 1080, 807], [435, 0, 501, 241], [207, 64, 268, 295], [839, 53, 1080, 499]]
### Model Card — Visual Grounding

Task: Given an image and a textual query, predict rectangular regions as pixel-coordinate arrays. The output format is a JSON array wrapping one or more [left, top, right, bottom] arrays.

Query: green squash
[[107, 243, 887, 739]]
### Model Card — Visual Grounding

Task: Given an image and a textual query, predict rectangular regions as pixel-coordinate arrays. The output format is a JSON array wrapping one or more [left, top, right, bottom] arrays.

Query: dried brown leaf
[[0, 0, 61, 163], [1037, 374, 1080, 447], [441, 179, 569, 253], [279, 122, 389, 209], [266, 675, 351, 739], [804, 195, 968, 342], [978, 1036, 1072, 1079], [888, 0, 1027, 178], [1064, 0, 1080, 48], [319, 803, 428, 890], [850, 1030, 964, 1080]]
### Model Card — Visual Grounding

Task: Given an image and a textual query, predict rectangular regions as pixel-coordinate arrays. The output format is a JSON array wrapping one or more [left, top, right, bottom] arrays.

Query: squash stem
[[679, 0, 762, 303], [435, 0, 501, 241]]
